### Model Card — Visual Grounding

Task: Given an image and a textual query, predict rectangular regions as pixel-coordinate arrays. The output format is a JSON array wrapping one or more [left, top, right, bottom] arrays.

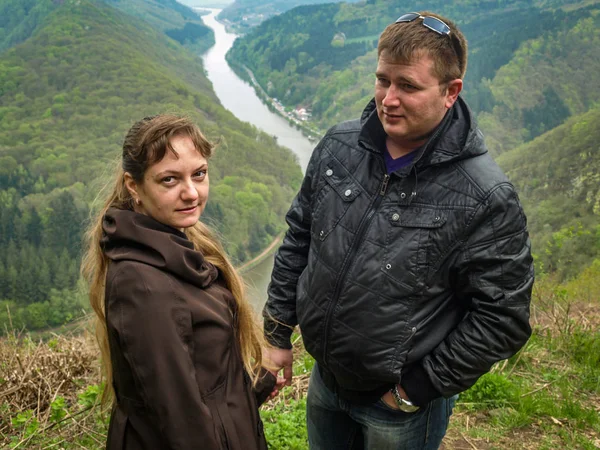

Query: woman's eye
[[194, 170, 207, 178], [162, 176, 175, 184]]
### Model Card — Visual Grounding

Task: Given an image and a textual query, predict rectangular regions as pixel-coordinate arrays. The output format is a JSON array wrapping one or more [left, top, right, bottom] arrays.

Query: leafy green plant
[[261, 398, 308, 450], [11, 409, 39, 437], [49, 396, 67, 423], [78, 383, 102, 408]]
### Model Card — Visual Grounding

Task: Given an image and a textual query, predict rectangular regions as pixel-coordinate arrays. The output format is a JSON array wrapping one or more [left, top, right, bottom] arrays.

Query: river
[[200, 9, 314, 312]]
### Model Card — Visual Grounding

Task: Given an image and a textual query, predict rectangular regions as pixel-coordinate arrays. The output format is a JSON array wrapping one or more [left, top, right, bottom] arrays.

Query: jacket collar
[[101, 208, 218, 289], [358, 96, 487, 170]]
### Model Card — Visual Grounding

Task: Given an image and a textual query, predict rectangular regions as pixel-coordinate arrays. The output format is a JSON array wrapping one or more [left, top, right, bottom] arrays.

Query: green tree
[[43, 191, 85, 257]]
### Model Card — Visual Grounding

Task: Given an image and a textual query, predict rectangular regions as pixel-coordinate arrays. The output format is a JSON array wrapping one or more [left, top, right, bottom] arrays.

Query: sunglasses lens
[[395, 12, 420, 23], [422, 17, 450, 35]]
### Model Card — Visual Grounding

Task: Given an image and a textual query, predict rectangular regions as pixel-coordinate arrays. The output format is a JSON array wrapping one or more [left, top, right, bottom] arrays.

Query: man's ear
[[444, 79, 463, 109], [123, 172, 140, 201]]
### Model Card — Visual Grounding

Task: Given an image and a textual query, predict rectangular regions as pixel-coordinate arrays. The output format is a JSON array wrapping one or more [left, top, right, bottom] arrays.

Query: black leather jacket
[[264, 97, 534, 406]]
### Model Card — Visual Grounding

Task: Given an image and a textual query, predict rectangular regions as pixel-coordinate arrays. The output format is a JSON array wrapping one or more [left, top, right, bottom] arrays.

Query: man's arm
[[263, 139, 324, 348], [402, 183, 534, 406], [262, 138, 325, 381]]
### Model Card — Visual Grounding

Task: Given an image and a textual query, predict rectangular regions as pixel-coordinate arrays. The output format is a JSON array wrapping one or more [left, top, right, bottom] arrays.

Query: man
[[264, 11, 533, 450]]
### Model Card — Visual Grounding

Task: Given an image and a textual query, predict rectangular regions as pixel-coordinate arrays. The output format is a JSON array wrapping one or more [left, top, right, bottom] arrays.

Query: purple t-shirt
[[384, 147, 417, 174]]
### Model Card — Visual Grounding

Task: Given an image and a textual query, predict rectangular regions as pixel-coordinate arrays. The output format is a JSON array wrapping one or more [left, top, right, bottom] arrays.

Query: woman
[[82, 115, 275, 449]]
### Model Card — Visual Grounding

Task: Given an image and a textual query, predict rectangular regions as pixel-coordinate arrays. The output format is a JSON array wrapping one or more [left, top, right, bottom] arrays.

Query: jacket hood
[[359, 96, 487, 167], [101, 208, 218, 288]]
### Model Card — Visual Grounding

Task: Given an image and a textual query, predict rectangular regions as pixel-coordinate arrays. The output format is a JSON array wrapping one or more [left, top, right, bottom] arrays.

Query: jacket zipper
[[322, 173, 390, 364], [320, 111, 450, 374]]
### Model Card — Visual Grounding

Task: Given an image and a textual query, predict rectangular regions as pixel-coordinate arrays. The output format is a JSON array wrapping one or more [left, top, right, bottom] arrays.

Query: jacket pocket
[[311, 157, 362, 242], [381, 207, 446, 293]]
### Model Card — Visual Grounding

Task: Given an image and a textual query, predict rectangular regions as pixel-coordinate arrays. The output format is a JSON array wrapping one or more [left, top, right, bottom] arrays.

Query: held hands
[[263, 347, 293, 401]]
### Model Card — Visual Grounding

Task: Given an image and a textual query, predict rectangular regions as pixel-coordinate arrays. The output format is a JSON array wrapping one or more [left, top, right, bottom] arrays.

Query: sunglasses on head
[[395, 12, 451, 36]]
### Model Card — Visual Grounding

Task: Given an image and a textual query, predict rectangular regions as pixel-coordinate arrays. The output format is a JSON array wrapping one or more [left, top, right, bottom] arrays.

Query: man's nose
[[382, 85, 400, 106]]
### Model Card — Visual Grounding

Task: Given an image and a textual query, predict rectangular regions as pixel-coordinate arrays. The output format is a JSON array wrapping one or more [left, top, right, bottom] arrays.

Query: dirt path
[[237, 232, 284, 273]]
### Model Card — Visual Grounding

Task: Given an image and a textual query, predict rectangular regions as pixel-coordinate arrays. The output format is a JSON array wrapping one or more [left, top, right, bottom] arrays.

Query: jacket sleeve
[[253, 368, 277, 406], [107, 265, 219, 450], [402, 183, 534, 406], [263, 138, 325, 349]]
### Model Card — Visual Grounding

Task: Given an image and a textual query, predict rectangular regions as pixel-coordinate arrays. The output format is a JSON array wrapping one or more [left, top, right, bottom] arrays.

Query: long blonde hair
[[81, 115, 265, 405]]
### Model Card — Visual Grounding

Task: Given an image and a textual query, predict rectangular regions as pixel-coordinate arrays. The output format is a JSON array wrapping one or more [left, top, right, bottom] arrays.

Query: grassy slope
[[2, 276, 599, 448]]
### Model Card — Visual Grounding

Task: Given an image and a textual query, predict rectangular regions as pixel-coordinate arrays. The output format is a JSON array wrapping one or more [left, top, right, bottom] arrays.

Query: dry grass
[[0, 329, 103, 448]]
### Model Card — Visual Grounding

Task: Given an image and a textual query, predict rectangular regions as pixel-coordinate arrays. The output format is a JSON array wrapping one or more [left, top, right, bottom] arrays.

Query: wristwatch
[[391, 385, 420, 413]]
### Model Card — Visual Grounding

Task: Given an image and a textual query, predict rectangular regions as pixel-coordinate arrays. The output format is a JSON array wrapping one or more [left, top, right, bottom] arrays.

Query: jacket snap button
[[400, 192, 406, 199], [319, 230, 324, 237], [434, 216, 440, 222], [392, 213, 400, 221], [344, 189, 352, 197], [386, 264, 392, 270], [326, 169, 333, 176]]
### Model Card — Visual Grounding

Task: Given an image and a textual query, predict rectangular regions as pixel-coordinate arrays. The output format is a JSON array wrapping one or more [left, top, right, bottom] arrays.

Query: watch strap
[[391, 385, 420, 412], [391, 384, 406, 407]]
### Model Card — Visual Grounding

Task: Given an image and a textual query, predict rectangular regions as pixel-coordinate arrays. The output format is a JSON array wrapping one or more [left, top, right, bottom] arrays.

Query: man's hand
[[381, 385, 410, 410], [263, 347, 293, 400]]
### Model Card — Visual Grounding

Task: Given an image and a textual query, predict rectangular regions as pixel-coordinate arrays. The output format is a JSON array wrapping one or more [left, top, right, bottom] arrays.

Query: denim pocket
[[375, 398, 401, 413]]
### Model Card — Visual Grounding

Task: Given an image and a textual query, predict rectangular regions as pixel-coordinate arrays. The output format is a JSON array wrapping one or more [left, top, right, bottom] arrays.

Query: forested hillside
[[104, 0, 216, 52], [498, 107, 600, 280], [0, 0, 302, 332], [1, 0, 215, 53], [479, 13, 600, 155], [0, 0, 61, 52], [229, 0, 600, 279], [229, 0, 597, 133], [218, 0, 361, 32]]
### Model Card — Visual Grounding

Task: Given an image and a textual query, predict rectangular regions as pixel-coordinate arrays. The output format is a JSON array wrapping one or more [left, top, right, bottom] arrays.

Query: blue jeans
[[306, 365, 456, 450]]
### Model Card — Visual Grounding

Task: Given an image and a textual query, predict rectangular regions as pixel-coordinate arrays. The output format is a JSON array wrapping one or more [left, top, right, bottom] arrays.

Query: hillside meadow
[[1, 271, 599, 449]]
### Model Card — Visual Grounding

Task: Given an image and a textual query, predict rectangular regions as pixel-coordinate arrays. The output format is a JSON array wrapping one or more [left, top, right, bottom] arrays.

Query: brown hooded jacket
[[101, 208, 274, 449]]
